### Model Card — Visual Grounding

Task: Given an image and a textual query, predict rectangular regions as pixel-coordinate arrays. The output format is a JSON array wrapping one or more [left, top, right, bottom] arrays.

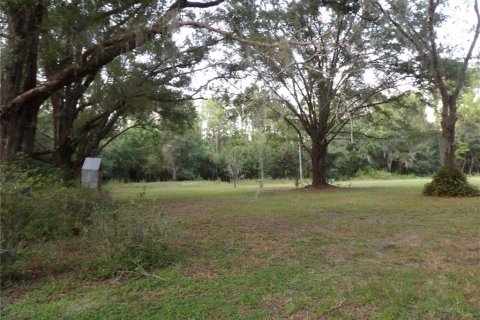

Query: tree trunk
[[214, 131, 219, 153], [48, 70, 95, 180], [0, 1, 44, 163], [172, 165, 177, 181], [1, 107, 41, 163], [298, 144, 304, 185], [387, 155, 393, 172], [51, 91, 76, 180], [440, 98, 457, 169], [311, 141, 329, 187], [461, 157, 467, 173], [258, 149, 264, 188]]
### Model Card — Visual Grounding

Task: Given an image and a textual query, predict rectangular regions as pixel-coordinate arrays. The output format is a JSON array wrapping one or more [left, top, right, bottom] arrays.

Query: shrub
[[423, 167, 479, 197], [1, 160, 172, 283], [0, 159, 109, 282]]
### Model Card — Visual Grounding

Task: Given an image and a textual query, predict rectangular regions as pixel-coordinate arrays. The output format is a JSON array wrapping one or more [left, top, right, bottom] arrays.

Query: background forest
[[98, 86, 480, 183], [1, 0, 479, 186]]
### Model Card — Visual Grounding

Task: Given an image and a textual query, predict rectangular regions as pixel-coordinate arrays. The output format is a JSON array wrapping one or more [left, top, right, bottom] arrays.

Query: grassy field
[[2, 177, 480, 319]]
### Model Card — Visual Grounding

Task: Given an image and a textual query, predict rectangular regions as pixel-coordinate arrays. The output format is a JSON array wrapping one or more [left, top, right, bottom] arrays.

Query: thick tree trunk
[[51, 91, 76, 180], [0, 1, 44, 163], [311, 141, 329, 187], [440, 98, 457, 169], [1, 107, 41, 163], [48, 70, 95, 180]]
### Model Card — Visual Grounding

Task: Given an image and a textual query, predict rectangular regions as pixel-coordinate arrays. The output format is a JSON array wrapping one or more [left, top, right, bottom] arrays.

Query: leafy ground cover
[[2, 178, 480, 319]]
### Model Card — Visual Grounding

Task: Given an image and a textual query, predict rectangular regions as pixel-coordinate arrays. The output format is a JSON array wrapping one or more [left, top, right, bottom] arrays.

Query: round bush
[[423, 167, 479, 197]]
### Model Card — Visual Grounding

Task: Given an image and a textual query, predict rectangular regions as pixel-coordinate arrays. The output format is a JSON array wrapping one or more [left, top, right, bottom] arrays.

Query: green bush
[[0, 159, 109, 282], [423, 167, 479, 197], [1, 160, 172, 283]]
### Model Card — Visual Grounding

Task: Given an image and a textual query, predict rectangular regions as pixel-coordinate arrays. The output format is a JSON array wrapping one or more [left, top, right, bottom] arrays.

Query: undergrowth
[[354, 168, 417, 180], [89, 202, 173, 279], [1, 158, 173, 284]]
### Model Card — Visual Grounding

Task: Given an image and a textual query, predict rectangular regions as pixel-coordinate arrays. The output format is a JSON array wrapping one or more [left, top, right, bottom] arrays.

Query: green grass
[[2, 177, 480, 319]]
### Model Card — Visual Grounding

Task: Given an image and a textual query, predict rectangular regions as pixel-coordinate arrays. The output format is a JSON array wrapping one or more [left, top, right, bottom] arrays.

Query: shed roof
[[82, 157, 102, 171]]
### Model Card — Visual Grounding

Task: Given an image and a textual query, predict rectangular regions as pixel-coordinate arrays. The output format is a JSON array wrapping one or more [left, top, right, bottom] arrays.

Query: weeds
[[0, 160, 107, 282], [1, 160, 172, 284], [88, 201, 172, 278]]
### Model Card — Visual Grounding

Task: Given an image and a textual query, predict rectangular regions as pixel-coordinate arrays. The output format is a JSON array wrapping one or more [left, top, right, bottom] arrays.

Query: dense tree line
[[100, 90, 479, 183]]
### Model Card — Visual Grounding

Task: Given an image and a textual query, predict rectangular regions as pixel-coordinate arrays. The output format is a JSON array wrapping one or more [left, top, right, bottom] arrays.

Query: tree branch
[[452, 0, 480, 101]]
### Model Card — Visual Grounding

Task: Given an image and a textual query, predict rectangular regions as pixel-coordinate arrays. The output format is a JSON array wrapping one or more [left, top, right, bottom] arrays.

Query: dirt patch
[[395, 234, 424, 247], [185, 267, 220, 279], [65, 297, 99, 315], [289, 309, 315, 319], [161, 200, 214, 217], [140, 290, 163, 302], [261, 296, 289, 312], [162, 198, 348, 269], [310, 211, 343, 219], [321, 245, 348, 264]]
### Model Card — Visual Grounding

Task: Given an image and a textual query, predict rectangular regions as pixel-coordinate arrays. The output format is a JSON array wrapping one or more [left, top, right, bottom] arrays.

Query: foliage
[[0, 158, 107, 282], [374, 0, 480, 171], [223, 145, 245, 188], [423, 167, 479, 197], [99, 84, 477, 184], [1, 0, 222, 166], [88, 201, 172, 278], [224, 0, 399, 186], [328, 143, 372, 180], [326, 93, 441, 179], [0, 161, 172, 283], [354, 168, 417, 180], [455, 67, 480, 174]]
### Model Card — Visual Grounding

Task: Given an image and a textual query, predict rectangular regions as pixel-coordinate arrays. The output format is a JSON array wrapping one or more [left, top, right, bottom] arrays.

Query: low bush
[[423, 166, 479, 197], [0, 159, 109, 282], [1, 159, 173, 284]]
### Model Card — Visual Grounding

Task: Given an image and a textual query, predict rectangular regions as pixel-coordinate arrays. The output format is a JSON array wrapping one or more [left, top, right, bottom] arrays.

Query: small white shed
[[82, 157, 103, 189]]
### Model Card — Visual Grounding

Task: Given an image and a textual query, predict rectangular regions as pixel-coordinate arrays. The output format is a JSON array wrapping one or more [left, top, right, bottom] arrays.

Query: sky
[[437, 0, 480, 59]]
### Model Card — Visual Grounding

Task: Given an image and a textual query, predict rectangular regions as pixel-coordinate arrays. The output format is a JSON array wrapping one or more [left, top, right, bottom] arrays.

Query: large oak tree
[[223, 0, 399, 186], [0, 0, 223, 164]]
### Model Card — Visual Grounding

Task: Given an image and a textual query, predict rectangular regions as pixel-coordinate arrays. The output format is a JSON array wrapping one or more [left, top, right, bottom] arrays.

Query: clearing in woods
[[2, 178, 480, 319]]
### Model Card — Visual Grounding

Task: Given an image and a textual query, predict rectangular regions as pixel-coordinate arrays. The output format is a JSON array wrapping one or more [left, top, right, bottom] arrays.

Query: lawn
[[2, 178, 480, 319]]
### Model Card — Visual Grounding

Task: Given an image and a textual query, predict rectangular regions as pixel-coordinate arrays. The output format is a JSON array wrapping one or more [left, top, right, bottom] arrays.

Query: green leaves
[[423, 167, 479, 197]]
